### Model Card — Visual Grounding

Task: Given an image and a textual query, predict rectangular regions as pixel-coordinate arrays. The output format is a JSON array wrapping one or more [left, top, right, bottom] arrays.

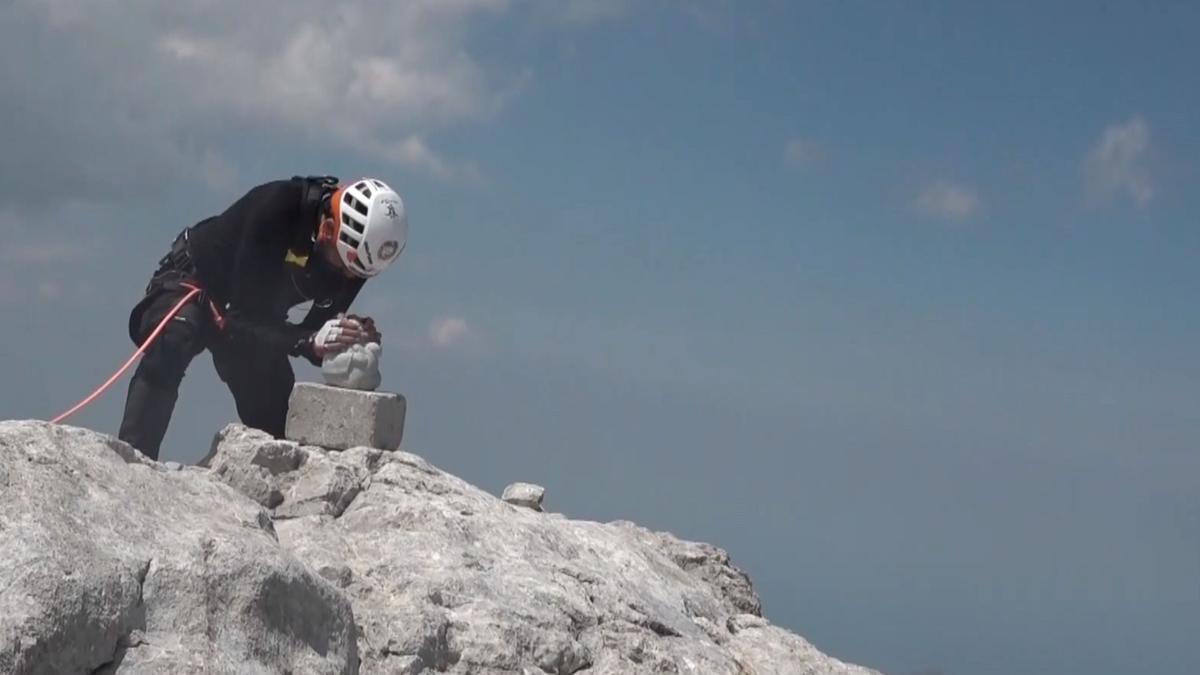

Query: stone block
[[285, 382, 406, 451]]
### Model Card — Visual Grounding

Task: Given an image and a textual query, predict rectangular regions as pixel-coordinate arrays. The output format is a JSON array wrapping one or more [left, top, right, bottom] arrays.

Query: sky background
[[2, 2, 1198, 674]]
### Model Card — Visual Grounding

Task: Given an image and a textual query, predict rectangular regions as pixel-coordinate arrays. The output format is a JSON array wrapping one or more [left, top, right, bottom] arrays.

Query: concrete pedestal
[[285, 382, 406, 451]]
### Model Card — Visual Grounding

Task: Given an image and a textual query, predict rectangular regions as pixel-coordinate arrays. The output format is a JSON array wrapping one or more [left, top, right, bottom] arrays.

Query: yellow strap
[[285, 249, 309, 267]]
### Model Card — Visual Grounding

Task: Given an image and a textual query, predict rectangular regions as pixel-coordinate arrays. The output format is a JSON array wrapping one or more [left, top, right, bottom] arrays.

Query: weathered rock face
[[0, 418, 880, 675], [0, 421, 358, 675], [206, 424, 882, 675], [501, 481, 546, 512]]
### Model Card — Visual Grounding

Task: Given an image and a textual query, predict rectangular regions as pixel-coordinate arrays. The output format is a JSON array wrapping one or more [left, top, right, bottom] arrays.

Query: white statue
[[321, 342, 383, 391]]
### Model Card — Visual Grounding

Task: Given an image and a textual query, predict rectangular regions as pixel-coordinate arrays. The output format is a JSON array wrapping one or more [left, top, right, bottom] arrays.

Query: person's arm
[[299, 278, 366, 330], [294, 277, 368, 366]]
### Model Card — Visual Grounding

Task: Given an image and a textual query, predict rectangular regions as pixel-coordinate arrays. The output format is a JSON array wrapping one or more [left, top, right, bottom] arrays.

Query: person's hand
[[311, 315, 367, 358], [347, 314, 382, 345]]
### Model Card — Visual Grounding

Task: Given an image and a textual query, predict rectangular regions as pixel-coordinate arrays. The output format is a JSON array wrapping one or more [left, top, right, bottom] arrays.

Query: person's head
[[315, 178, 408, 279]]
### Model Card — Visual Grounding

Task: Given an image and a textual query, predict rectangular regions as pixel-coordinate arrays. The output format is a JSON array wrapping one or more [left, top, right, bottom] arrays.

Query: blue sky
[[1, 2, 1197, 674]]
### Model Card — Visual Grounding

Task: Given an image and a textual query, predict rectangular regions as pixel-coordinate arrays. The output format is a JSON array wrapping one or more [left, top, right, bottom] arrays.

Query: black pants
[[117, 270, 294, 461]]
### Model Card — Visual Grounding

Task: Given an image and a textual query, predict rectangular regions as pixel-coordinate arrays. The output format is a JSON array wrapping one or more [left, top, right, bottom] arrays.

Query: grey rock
[[249, 439, 307, 475], [274, 451, 368, 519], [204, 425, 378, 522], [322, 342, 384, 391], [0, 421, 358, 675], [206, 425, 882, 675], [613, 520, 763, 616], [501, 482, 546, 511], [285, 382, 406, 451], [318, 564, 355, 589], [2, 418, 880, 675], [198, 423, 291, 469], [725, 614, 875, 675], [202, 425, 301, 509]]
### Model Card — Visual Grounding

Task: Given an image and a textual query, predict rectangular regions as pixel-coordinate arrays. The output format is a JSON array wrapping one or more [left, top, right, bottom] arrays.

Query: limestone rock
[[501, 482, 546, 511], [322, 342, 383, 391], [0, 418, 881, 675], [0, 421, 358, 675], [274, 450, 369, 519], [725, 614, 875, 675], [285, 383, 406, 451], [204, 424, 375, 521], [206, 425, 882, 675], [613, 520, 763, 617]]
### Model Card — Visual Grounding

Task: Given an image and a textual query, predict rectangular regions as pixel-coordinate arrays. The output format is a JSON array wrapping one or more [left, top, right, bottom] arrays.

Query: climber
[[116, 176, 408, 460]]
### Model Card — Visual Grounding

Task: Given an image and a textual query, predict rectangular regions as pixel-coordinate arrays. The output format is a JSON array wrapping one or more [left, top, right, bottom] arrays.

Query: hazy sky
[[2, 2, 1197, 674]]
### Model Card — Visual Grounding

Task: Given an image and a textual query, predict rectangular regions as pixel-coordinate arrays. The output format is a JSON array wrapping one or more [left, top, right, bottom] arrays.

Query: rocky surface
[[0, 421, 357, 675], [207, 424, 881, 675], [501, 481, 546, 512], [1, 419, 881, 675]]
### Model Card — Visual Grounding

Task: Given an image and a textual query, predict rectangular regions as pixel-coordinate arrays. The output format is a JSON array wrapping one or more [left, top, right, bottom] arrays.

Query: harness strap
[[179, 281, 227, 332]]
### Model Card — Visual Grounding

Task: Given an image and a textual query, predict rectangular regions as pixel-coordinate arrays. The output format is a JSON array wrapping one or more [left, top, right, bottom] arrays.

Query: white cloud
[[678, 0, 739, 30], [429, 316, 470, 348], [0, 206, 108, 305], [391, 136, 454, 179], [551, 0, 634, 25], [36, 282, 63, 301], [148, 3, 512, 130], [1083, 116, 1154, 207], [0, 0, 516, 200], [199, 150, 238, 194], [158, 34, 208, 61], [383, 135, 483, 183], [915, 180, 981, 221], [3, 242, 91, 265], [0, 208, 104, 264], [783, 137, 823, 167]]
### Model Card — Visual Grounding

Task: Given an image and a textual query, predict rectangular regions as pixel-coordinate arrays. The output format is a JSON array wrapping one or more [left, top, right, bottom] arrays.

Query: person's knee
[[226, 358, 293, 437], [134, 311, 206, 388], [262, 364, 294, 432], [238, 395, 288, 438]]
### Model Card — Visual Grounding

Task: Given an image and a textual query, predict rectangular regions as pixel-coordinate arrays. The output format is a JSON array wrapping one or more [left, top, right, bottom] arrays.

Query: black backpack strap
[[291, 175, 340, 249], [293, 175, 340, 218]]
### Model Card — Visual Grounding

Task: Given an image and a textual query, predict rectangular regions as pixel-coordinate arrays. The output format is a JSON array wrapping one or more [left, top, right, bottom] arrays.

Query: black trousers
[[117, 270, 294, 461]]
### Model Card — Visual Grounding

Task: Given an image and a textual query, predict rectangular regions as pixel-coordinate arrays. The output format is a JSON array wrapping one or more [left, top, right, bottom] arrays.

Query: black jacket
[[184, 176, 366, 364]]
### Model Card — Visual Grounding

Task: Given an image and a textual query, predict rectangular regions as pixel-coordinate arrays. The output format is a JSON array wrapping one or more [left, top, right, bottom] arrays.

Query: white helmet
[[331, 178, 408, 278]]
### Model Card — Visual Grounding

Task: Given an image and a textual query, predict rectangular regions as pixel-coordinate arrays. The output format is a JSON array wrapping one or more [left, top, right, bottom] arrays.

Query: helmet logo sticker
[[383, 200, 401, 220], [379, 240, 400, 261]]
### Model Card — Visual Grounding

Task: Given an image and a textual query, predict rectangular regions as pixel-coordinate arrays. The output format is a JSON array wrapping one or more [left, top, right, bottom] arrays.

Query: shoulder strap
[[293, 175, 340, 218], [290, 175, 340, 250]]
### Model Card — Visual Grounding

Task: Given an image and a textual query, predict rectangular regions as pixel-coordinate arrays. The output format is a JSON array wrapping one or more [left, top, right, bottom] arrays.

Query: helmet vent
[[341, 213, 365, 234], [343, 193, 369, 217], [361, 186, 372, 199], [339, 231, 360, 247]]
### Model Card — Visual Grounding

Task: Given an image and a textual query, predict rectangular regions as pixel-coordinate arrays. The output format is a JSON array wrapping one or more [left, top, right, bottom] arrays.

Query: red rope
[[50, 288, 202, 425]]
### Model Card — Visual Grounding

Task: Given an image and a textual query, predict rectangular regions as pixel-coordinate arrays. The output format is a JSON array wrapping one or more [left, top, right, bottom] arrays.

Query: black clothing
[[184, 176, 365, 360], [118, 177, 365, 459]]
